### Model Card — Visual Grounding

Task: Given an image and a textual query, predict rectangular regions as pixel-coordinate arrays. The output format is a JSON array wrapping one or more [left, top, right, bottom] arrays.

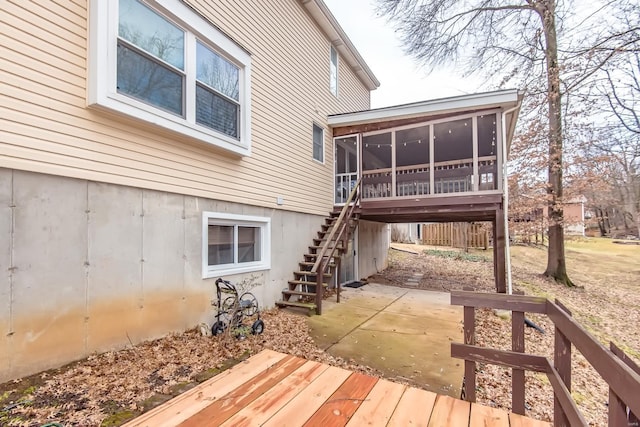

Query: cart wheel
[[211, 321, 225, 336], [239, 292, 259, 317], [251, 319, 265, 335]]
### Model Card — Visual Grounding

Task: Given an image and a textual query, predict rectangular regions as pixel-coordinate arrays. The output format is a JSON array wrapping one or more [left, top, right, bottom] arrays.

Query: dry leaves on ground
[[2, 239, 637, 427], [0, 310, 381, 426]]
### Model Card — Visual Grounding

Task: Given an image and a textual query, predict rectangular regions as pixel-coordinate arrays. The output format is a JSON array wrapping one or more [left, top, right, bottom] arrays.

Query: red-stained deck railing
[[451, 290, 640, 427]]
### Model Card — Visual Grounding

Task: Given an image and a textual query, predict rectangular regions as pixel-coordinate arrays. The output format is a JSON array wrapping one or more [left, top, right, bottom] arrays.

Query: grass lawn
[[509, 238, 640, 358]]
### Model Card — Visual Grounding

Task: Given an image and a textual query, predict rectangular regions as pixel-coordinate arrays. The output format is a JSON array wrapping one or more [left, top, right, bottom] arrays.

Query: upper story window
[[89, 0, 252, 156], [312, 123, 324, 163], [330, 46, 338, 96]]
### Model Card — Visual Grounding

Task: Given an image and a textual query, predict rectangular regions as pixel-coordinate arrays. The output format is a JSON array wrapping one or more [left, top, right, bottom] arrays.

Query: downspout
[[501, 101, 522, 295]]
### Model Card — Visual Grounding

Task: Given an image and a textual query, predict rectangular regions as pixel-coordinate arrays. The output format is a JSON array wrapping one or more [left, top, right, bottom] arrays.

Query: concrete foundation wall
[[357, 220, 390, 280], [0, 168, 322, 382]]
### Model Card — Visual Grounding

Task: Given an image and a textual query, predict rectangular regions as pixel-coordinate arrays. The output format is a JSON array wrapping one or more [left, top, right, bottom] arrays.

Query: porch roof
[[328, 89, 524, 152]]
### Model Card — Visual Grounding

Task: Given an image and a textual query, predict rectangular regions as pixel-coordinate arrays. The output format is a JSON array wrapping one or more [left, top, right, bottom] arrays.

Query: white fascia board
[[328, 89, 521, 127]]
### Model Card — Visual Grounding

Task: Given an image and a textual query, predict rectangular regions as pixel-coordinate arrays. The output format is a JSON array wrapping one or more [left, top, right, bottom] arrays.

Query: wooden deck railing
[[312, 177, 361, 315], [360, 156, 498, 200], [450, 290, 640, 427]]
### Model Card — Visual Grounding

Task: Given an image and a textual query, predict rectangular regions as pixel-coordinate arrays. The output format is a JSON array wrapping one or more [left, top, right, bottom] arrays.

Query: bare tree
[[377, 0, 638, 286], [603, 52, 640, 135]]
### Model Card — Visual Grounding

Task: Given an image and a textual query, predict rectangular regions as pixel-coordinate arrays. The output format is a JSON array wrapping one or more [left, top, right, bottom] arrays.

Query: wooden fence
[[421, 222, 489, 249], [451, 290, 640, 426]]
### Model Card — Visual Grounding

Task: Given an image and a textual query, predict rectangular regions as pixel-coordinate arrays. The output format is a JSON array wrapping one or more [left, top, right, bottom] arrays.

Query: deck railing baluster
[[553, 300, 572, 427], [512, 290, 526, 415]]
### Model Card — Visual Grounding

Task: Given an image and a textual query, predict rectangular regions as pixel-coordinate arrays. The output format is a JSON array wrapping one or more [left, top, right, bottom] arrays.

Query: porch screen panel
[[335, 137, 358, 204], [362, 132, 392, 199], [434, 118, 473, 194], [477, 114, 498, 190], [396, 125, 430, 196]]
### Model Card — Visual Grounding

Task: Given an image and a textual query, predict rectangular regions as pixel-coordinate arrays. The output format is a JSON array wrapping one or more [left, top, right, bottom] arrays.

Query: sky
[[323, 0, 484, 109]]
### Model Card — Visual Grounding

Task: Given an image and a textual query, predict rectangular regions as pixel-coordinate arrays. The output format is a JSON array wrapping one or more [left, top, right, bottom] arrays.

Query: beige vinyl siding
[[337, 56, 372, 111], [0, 0, 371, 215]]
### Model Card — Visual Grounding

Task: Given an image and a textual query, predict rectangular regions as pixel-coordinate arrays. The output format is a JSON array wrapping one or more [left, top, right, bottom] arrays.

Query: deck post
[[512, 292, 526, 414], [494, 208, 506, 293], [336, 241, 342, 304], [553, 299, 572, 427], [462, 286, 476, 403], [316, 260, 324, 315]]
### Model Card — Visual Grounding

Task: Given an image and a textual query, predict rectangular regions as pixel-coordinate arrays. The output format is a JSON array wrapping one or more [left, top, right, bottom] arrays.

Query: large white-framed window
[[202, 212, 271, 278], [88, 0, 252, 156], [330, 46, 338, 96], [312, 123, 324, 163]]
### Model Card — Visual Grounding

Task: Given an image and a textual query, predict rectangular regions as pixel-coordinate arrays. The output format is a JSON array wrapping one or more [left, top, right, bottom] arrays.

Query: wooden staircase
[[276, 178, 361, 315]]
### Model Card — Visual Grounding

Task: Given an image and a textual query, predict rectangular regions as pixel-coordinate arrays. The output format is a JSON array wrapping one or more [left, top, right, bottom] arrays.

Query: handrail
[[312, 177, 361, 272], [312, 177, 361, 315], [451, 290, 640, 427]]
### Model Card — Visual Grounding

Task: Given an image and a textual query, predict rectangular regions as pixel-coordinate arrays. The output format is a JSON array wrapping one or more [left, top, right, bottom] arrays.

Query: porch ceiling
[[354, 194, 503, 223]]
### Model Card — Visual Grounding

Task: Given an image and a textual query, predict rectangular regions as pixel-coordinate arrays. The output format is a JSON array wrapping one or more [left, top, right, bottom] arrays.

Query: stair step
[[294, 271, 332, 278], [299, 260, 336, 266], [313, 238, 341, 245], [303, 253, 340, 261], [309, 245, 343, 251], [288, 280, 329, 287], [299, 261, 336, 269], [282, 290, 317, 298], [275, 300, 316, 314]]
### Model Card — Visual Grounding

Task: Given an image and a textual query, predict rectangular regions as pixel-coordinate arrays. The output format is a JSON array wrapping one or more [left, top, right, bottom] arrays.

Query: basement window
[[202, 212, 271, 277]]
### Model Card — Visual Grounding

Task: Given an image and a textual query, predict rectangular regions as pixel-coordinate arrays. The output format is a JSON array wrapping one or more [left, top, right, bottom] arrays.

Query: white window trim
[[330, 45, 338, 97], [202, 212, 271, 278], [88, 0, 252, 156], [312, 123, 325, 164]]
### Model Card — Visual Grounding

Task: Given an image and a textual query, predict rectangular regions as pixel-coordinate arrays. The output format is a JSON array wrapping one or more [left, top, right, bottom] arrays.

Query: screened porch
[[334, 111, 504, 206]]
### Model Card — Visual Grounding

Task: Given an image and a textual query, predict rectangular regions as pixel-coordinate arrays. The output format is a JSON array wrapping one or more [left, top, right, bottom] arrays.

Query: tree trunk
[[596, 208, 607, 236], [538, 0, 574, 286]]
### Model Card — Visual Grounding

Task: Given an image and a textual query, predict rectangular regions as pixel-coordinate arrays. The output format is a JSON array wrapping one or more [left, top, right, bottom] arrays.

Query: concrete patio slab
[[308, 283, 464, 397]]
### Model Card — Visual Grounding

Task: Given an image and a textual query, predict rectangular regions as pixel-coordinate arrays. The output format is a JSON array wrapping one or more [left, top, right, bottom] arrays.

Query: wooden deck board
[[387, 385, 438, 427], [509, 412, 552, 427], [126, 350, 551, 426], [219, 360, 329, 427], [428, 395, 472, 426], [346, 379, 406, 426], [303, 372, 378, 426], [261, 365, 352, 427], [123, 349, 287, 427], [178, 354, 306, 426], [469, 403, 509, 427]]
